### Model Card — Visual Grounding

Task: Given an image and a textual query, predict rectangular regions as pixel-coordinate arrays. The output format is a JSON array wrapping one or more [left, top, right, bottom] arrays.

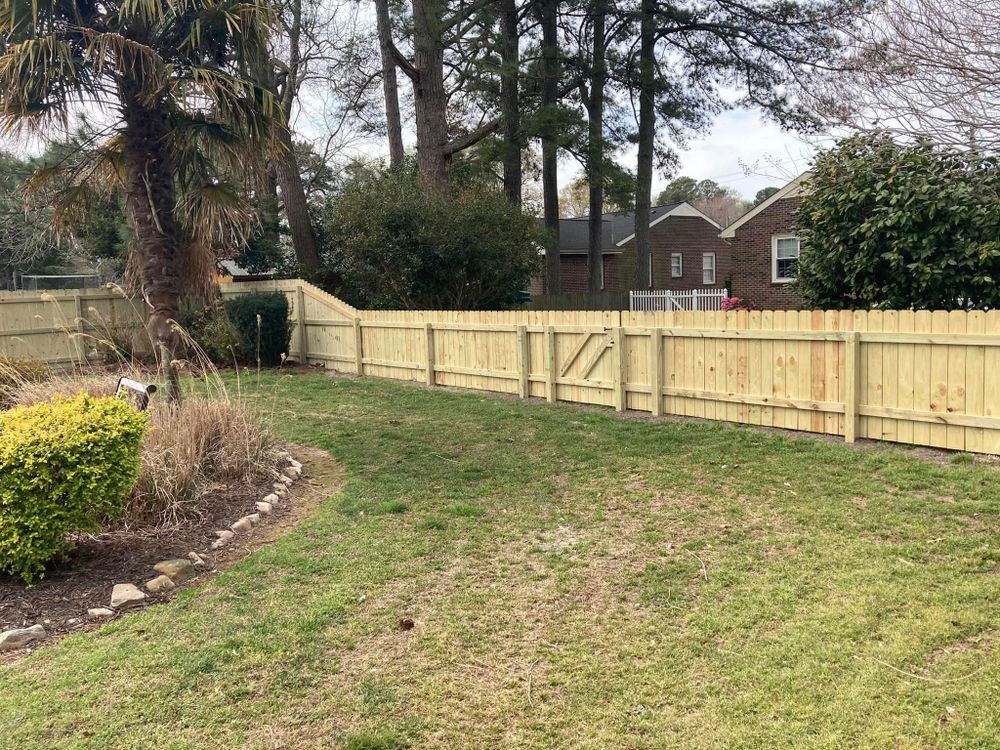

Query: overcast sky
[[3, 98, 822, 203], [293, 104, 823, 202], [657, 109, 819, 199]]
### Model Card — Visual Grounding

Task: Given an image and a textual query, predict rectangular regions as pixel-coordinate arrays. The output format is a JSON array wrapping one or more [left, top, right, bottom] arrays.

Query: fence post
[[844, 331, 861, 443], [692, 289, 699, 312], [613, 326, 626, 411], [517, 325, 529, 398], [296, 284, 308, 364], [545, 326, 557, 403], [424, 322, 435, 386], [650, 327, 662, 416], [353, 318, 364, 376], [73, 293, 86, 363]]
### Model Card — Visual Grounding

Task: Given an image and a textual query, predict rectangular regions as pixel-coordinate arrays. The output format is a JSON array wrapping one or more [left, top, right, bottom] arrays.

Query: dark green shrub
[[797, 134, 1000, 309], [180, 302, 244, 365], [0, 357, 50, 408], [0, 394, 147, 582], [317, 162, 542, 309], [223, 292, 292, 367]]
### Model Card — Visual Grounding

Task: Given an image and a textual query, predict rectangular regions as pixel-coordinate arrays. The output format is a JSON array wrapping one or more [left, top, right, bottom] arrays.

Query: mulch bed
[[0, 444, 343, 650]]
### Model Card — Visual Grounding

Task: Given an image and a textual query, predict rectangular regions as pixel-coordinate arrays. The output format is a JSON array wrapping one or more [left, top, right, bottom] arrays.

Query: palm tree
[[0, 0, 278, 397]]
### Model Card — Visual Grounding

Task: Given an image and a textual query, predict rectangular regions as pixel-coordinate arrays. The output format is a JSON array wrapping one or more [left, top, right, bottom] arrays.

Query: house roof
[[219, 259, 275, 278], [612, 202, 721, 246], [550, 202, 719, 253], [718, 171, 812, 239]]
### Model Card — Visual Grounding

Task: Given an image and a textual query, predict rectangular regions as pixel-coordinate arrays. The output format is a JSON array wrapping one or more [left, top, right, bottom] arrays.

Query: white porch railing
[[629, 288, 728, 312]]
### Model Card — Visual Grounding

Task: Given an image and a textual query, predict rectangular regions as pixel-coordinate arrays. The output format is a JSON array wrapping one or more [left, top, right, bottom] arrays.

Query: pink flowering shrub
[[721, 296, 751, 311]]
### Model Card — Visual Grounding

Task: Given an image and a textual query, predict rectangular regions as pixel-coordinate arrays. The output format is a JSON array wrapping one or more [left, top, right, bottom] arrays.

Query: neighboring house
[[530, 202, 730, 296], [218, 260, 276, 283], [720, 172, 811, 309]]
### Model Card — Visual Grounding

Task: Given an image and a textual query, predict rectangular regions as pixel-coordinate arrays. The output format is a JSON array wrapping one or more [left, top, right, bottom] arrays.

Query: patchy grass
[[2, 372, 999, 749]]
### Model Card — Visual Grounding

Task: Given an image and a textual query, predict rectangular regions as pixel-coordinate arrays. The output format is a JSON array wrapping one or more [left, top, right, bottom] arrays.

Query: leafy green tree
[[656, 177, 739, 206], [32, 131, 133, 276], [754, 186, 780, 205], [796, 135, 1000, 309], [0, 0, 277, 392], [0, 152, 60, 286], [318, 163, 542, 310]]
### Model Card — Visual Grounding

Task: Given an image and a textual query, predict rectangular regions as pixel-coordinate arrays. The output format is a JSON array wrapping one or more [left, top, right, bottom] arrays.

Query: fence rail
[[630, 288, 728, 312], [4, 280, 1000, 455]]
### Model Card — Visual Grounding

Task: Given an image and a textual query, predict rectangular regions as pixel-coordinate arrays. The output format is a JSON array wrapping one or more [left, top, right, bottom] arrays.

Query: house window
[[702, 253, 716, 285], [772, 235, 800, 282], [671, 253, 683, 278]]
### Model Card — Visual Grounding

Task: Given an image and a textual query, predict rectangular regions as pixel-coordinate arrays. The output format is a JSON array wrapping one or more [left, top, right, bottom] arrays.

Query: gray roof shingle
[[548, 203, 682, 252]]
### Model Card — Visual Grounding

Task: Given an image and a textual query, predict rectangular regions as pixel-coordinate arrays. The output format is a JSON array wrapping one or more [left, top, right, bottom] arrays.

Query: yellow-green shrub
[[0, 394, 147, 582]]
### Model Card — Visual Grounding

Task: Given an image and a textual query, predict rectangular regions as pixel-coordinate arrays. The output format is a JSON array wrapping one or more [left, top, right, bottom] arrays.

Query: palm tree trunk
[[633, 0, 655, 290], [375, 0, 405, 166], [121, 92, 183, 402]]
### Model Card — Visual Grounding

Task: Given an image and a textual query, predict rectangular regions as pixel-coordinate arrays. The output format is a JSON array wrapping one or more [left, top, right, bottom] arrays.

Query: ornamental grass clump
[[0, 356, 49, 408], [128, 396, 273, 527], [0, 395, 147, 582]]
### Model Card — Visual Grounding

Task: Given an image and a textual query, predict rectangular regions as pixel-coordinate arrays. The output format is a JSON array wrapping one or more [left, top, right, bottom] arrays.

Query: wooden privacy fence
[[0, 287, 149, 364], [4, 280, 1000, 455], [227, 280, 1000, 455]]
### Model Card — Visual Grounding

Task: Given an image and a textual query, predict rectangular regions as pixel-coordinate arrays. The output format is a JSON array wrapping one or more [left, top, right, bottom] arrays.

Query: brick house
[[719, 172, 811, 309], [531, 202, 731, 295]]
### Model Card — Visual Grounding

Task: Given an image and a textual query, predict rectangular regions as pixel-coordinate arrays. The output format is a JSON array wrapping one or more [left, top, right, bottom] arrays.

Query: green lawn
[[2, 373, 999, 749]]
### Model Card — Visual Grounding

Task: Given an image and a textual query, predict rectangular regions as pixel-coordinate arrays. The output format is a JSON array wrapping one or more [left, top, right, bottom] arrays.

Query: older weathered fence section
[[4, 280, 1000, 454], [0, 287, 149, 364]]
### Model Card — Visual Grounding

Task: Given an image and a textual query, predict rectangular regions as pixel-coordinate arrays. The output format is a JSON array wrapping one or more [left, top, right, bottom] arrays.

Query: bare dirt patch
[[0, 444, 342, 651]]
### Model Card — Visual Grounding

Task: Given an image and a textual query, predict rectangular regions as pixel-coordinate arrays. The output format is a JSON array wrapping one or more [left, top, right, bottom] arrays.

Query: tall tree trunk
[[500, 0, 521, 205], [259, 168, 281, 254], [540, 0, 561, 293], [587, 0, 606, 293], [274, 121, 321, 271], [273, 0, 321, 272], [375, 0, 405, 166], [633, 0, 655, 290], [412, 0, 450, 190], [121, 93, 183, 402]]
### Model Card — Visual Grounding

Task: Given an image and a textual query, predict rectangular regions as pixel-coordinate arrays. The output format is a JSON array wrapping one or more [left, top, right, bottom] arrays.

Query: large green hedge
[[0, 394, 147, 582], [223, 292, 292, 367], [796, 135, 1000, 309]]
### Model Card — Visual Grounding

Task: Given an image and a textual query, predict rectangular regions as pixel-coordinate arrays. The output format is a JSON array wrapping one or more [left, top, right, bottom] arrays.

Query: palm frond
[[177, 181, 256, 250], [77, 28, 167, 96], [0, 35, 87, 134]]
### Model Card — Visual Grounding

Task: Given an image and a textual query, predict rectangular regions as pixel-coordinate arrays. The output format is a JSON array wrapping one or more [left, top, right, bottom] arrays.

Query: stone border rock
[[1, 452, 308, 656]]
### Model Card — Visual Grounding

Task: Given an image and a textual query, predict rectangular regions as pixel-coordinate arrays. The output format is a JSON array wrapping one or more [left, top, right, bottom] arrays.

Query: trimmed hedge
[[223, 292, 292, 367], [180, 303, 244, 365], [0, 394, 147, 582]]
